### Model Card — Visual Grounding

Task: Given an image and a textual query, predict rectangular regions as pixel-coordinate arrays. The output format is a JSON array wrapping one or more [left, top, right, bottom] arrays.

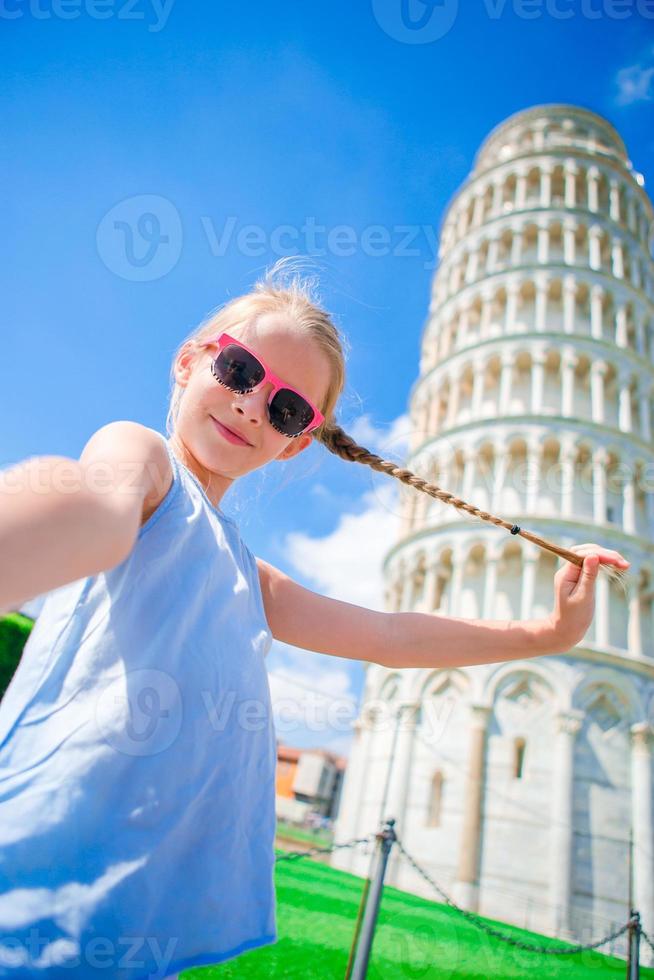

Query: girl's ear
[[174, 341, 199, 387], [276, 433, 313, 460]]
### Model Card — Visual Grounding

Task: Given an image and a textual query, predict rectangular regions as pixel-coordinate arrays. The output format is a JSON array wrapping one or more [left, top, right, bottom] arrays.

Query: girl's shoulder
[[136, 427, 174, 528], [78, 420, 174, 532]]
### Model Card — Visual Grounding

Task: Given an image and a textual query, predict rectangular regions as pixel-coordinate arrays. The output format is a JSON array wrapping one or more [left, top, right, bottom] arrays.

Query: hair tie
[[510, 524, 521, 535]]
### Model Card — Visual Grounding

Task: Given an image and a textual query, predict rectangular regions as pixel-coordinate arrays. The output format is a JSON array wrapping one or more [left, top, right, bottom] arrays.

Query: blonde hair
[[167, 258, 626, 587]]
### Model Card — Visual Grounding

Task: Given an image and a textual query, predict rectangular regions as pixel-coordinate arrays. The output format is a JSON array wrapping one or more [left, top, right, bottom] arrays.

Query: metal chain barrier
[[273, 823, 644, 972], [393, 833, 632, 956], [275, 834, 376, 863], [641, 927, 654, 956]]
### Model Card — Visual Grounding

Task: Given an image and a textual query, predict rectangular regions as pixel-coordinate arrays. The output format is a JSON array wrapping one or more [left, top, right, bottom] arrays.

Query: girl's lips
[[210, 416, 251, 446]]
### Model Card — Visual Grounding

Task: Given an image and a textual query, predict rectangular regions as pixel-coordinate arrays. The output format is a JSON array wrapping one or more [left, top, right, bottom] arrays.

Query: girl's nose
[[231, 384, 272, 426]]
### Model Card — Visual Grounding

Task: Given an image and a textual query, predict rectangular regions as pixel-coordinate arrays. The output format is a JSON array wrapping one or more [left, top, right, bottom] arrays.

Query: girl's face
[[171, 312, 331, 508]]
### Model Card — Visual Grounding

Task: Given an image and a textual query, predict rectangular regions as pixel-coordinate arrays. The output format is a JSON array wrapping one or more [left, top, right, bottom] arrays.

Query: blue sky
[[3, 2, 653, 754]]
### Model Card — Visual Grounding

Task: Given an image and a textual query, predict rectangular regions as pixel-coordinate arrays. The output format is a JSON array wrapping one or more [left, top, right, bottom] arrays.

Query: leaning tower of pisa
[[331, 104, 654, 948]]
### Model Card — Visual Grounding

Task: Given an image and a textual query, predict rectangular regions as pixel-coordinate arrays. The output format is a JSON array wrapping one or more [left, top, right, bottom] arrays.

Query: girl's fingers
[[569, 544, 630, 567]]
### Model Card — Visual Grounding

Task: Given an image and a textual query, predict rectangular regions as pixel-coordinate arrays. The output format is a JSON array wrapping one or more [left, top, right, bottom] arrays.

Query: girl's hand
[[546, 543, 630, 650]]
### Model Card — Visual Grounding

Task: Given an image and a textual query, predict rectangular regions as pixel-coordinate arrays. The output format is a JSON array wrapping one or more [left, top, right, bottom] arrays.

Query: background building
[[276, 741, 346, 824], [331, 104, 654, 953]]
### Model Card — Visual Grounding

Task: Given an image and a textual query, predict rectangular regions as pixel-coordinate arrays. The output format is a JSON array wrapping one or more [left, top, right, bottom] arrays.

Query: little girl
[[0, 258, 629, 979]]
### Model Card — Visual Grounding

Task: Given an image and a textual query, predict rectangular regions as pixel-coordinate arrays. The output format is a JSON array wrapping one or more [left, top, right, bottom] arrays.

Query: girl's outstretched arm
[[256, 544, 629, 670], [0, 421, 170, 615]]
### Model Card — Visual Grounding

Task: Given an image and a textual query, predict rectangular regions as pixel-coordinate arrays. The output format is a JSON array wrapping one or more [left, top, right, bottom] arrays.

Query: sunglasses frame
[[200, 331, 325, 438]]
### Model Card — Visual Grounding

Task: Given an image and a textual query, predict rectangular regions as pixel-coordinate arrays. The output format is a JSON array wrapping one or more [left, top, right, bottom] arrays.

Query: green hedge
[[0, 613, 34, 700]]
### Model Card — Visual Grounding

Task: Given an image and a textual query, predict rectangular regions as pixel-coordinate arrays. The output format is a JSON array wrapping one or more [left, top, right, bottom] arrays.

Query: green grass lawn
[[0, 612, 33, 699], [181, 848, 650, 979]]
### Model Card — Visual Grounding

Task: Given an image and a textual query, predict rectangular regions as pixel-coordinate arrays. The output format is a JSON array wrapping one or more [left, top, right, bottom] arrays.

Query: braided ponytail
[[316, 420, 628, 590]]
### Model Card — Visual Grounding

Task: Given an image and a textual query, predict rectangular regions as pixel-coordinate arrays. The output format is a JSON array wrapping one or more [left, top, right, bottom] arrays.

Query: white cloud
[[347, 411, 411, 458], [267, 642, 361, 757], [284, 479, 403, 609], [615, 53, 654, 105]]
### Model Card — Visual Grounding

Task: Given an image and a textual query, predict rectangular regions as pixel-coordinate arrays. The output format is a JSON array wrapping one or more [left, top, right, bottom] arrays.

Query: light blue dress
[[0, 431, 278, 979]]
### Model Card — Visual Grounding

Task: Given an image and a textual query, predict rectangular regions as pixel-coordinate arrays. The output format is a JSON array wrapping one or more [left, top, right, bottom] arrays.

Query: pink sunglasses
[[200, 332, 325, 438]]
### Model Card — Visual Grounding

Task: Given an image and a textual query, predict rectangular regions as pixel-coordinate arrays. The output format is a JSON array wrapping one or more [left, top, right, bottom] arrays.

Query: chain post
[[627, 910, 640, 980], [348, 819, 397, 980]]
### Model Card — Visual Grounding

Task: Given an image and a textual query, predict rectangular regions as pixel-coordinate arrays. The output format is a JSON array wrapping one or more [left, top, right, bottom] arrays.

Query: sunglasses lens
[[270, 389, 315, 437], [214, 344, 265, 391]]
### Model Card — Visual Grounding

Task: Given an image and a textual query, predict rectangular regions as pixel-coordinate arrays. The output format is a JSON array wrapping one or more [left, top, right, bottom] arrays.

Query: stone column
[[446, 369, 462, 428], [616, 303, 629, 348], [589, 225, 602, 270], [492, 446, 510, 513], [612, 237, 625, 280], [623, 466, 636, 535], [537, 222, 549, 264], [563, 220, 576, 266], [535, 275, 548, 333], [531, 354, 546, 413], [480, 291, 493, 338], [428, 385, 441, 435], [630, 723, 654, 954], [488, 236, 499, 271], [639, 382, 652, 443], [540, 166, 552, 208], [595, 570, 610, 647], [592, 447, 608, 525], [560, 441, 576, 519], [516, 171, 527, 210], [564, 162, 577, 208], [590, 361, 607, 424], [505, 281, 519, 333], [561, 349, 576, 418], [549, 709, 584, 937], [467, 250, 479, 283], [563, 276, 576, 334], [590, 284, 604, 340], [499, 354, 513, 414], [455, 703, 492, 911], [462, 449, 476, 504], [510, 226, 523, 267], [587, 166, 599, 212], [483, 552, 499, 618], [458, 308, 470, 348], [525, 440, 540, 514], [618, 373, 633, 433], [471, 360, 486, 418], [520, 549, 539, 620], [636, 314, 646, 358], [422, 560, 439, 614], [450, 551, 465, 612], [609, 178, 621, 222], [627, 575, 643, 658], [492, 180, 503, 216], [473, 192, 485, 226]]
